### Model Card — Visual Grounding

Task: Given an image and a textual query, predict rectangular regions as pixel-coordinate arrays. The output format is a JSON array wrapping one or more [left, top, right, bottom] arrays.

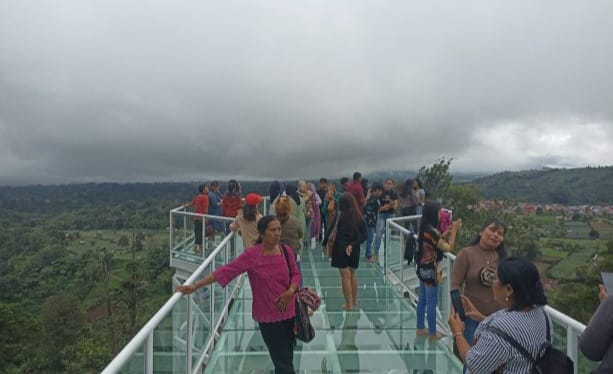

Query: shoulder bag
[[487, 309, 574, 374], [281, 244, 321, 343]]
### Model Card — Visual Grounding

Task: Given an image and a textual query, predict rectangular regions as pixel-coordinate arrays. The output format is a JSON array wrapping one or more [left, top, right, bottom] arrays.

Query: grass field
[[564, 221, 592, 239], [547, 246, 598, 280], [591, 221, 613, 240], [540, 247, 568, 260], [531, 214, 558, 225]]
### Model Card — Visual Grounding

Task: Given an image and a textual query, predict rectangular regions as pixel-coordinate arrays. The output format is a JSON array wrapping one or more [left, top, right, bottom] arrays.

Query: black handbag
[[281, 244, 317, 342]]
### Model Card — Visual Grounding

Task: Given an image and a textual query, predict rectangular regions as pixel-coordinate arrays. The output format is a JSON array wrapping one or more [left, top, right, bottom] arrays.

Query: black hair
[[339, 192, 363, 230], [418, 201, 441, 240], [198, 184, 206, 194], [284, 184, 301, 206], [255, 216, 279, 244], [224, 179, 240, 198], [398, 179, 414, 199], [340, 177, 349, 185], [360, 178, 369, 195], [269, 181, 282, 201], [415, 178, 423, 189], [370, 182, 383, 192], [352, 171, 362, 181], [243, 204, 258, 222], [319, 177, 328, 184], [497, 257, 547, 311], [468, 217, 508, 259]]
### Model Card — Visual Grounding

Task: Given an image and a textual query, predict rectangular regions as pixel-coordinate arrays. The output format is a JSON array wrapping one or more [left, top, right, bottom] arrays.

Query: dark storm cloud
[[1, 1, 612, 185]]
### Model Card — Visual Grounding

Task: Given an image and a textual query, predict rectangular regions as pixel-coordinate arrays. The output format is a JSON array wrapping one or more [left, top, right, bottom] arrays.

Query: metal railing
[[102, 228, 244, 374], [384, 215, 589, 374], [105, 203, 592, 374], [169, 205, 235, 263]]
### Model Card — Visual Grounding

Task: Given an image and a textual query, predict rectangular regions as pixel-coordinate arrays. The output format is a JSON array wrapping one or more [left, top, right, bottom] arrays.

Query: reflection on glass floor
[[205, 245, 463, 373]]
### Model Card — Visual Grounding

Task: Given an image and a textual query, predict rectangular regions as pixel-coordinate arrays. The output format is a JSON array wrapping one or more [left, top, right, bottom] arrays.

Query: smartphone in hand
[[601, 272, 613, 293], [450, 289, 466, 321]]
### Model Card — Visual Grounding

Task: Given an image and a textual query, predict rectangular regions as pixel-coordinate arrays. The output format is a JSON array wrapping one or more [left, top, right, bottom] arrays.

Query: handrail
[[101, 233, 234, 374]]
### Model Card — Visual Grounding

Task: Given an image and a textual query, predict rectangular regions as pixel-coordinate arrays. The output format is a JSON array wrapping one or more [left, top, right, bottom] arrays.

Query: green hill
[[473, 166, 613, 205]]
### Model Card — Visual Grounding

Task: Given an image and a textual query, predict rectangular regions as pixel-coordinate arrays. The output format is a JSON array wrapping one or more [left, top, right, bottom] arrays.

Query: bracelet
[[453, 332, 463, 338]]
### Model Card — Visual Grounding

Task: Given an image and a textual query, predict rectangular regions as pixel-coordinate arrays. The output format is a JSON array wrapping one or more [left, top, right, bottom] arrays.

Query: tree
[[100, 248, 117, 353], [446, 184, 480, 220], [41, 292, 86, 371], [122, 243, 147, 331], [117, 234, 129, 248], [416, 157, 453, 202], [606, 239, 613, 255], [549, 282, 599, 324]]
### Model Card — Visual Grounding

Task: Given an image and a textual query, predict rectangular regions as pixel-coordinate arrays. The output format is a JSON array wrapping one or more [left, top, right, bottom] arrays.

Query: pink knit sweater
[[213, 244, 301, 323]]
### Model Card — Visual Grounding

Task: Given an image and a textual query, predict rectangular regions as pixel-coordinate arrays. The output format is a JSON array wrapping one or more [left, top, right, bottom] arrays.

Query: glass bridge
[[102, 201, 593, 374]]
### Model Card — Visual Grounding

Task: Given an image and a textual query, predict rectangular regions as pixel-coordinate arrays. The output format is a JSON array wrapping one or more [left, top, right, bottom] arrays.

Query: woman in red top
[[186, 184, 209, 254], [177, 216, 301, 373], [221, 179, 242, 218]]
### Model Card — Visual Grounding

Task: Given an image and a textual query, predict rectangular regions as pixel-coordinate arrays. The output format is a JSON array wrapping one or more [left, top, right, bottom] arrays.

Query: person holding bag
[[177, 216, 301, 374], [448, 257, 569, 374], [415, 202, 461, 341]]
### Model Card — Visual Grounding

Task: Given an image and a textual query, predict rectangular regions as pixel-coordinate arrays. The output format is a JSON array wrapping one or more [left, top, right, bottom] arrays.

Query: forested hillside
[[0, 180, 297, 373], [1, 168, 611, 372], [473, 166, 613, 204]]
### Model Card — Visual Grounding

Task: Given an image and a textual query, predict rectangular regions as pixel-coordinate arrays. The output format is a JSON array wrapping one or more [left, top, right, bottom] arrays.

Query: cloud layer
[[1, 1, 612, 184]]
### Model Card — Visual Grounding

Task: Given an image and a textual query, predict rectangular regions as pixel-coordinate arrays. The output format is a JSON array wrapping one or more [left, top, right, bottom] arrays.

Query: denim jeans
[[364, 226, 376, 259], [416, 281, 439, 335], [373, 212, 394, 257], [304, 217, 312, 248]]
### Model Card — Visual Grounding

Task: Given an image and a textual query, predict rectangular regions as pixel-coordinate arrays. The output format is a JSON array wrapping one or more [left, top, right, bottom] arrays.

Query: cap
[[245, 193, 263, 206]]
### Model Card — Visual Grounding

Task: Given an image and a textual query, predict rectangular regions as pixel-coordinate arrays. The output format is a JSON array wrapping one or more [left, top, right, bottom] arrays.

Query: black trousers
[[258, 318, 296, 374], [194, 220, 203, 245]]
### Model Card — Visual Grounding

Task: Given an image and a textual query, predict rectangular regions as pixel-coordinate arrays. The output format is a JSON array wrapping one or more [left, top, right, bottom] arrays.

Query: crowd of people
[[178, 173, 610, 374]]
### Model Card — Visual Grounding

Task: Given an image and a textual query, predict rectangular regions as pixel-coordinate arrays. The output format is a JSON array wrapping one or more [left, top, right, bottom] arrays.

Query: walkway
[[204, 244, 463, 373]]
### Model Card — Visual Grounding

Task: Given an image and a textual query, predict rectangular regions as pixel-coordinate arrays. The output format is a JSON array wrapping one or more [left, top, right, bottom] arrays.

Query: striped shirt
[[466, 306, 553, 374]]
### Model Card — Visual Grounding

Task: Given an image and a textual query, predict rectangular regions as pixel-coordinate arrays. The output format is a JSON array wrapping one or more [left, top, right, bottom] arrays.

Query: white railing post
[[203, 217, 207, 255], [224, 241, 228, 306], [443, 256, 452, 322], [385, 218, 390, 274], [400, 225, 404, 288], [183, 213, 187, 244], [186, 294, 193, 374], [382, 221, 389, 284], [567, 328, 578, 374], [169, 210, 174, 268], [145, 333, 153, 374], [210, 262, 216, 342]]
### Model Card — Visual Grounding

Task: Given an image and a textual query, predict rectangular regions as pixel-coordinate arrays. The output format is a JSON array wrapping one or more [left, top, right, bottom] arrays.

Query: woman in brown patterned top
[[451, 217, 508, 344]]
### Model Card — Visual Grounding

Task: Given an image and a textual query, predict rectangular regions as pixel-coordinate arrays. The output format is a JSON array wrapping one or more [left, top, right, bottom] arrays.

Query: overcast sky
[[1, 1, 612, 185]]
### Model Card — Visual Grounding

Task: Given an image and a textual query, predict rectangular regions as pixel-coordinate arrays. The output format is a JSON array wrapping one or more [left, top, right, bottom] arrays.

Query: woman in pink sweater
[[177, 215, 301, 374]]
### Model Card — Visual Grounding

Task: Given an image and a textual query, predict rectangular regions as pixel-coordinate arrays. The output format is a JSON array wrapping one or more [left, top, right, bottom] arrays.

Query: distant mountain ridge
[[471, 166, 613, 205], [2, 167, 611, 212]]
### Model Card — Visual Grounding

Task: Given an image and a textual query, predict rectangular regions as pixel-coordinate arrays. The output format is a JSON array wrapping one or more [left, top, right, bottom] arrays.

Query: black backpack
[[487, 309, 574, 374]]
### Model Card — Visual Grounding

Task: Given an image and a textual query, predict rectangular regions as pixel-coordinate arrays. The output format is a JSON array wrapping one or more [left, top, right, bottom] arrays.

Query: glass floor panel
[[205, 245, 462, 373]]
